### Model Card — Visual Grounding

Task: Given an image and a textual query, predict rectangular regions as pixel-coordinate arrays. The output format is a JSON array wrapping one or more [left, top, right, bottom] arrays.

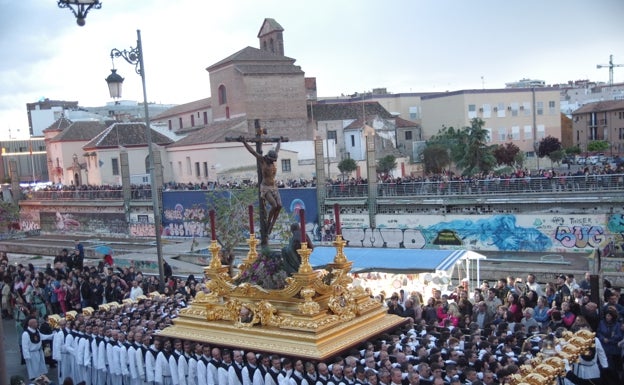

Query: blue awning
[[309, 247, 485, 274]]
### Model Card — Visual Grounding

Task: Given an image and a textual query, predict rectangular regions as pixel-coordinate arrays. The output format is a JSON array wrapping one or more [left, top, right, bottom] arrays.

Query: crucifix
[[226, 119, 288, 246]]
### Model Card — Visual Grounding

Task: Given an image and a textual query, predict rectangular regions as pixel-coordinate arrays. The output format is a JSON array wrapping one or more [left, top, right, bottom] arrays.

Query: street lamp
[[57, 0, 101, 26], [105, 30, 165, 289]]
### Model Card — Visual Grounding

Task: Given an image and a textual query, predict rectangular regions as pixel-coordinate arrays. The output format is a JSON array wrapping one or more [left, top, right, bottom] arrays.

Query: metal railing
[[375, 173, 624, 197]]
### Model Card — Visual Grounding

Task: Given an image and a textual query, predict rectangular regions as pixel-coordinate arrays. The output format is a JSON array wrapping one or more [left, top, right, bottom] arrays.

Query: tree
[[565, 146, 581, 155], [537, 136, 562, 158], [377, 155, 397, 177], [423, 144, 451, 174], [337, 158, 357, 180], [587, 140, 610, 153], [548, 149, 565, 165], [204, 188, 258, 273], [493, 142, 520, 167], [454, 118, 497, 175], [0, 201, 19, 232]]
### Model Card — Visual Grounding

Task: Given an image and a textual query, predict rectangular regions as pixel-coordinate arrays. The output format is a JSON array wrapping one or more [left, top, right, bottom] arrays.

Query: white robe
[[207, 361, 220, 385], [21, 327, 54, 380], [155, 352, 173, 385], [229, 363, 245, 385], [146, 348, 159, 384], [197, 357, 209, 385], [188, 355, 199, 385], [178, 354, 190, 385]]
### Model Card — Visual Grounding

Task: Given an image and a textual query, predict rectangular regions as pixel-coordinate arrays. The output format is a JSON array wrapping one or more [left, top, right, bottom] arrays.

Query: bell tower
[[258, 18, 284, 56]]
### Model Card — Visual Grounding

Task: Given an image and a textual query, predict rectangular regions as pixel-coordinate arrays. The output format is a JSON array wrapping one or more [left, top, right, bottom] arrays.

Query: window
[[350, 135, 355, 147], [178, 161, 182, 175], [498, 127, 507, 142], [468, 104, 477, 119], [168, 120, 172, 131], [524, 125, 532, 140], [510, 102, 519, 117], [179, 117, 183, 129], [281, 159, 291, 172], [405, 131, 413, 140], [218, 85, 227, 105], [523, 102, 531, 116], [511, 126, 520, 140], [190, 114, 195, 126], [203, 162, 208, 177], [537, 124, 545, 140], [270, 38, 274, 53], [536, 101, 544, 115], [485, 128, 492, 143], [186, 157, 191, 175], [482, 104, 491, 119], [327, 130, 337, 141], [548, 100, 556, 114], [203, 111, 208, 125], [195, 162, 200, 177], [409, 106, 420, 120], [112, 158, 119, 176], [497, 103, 506, 117]]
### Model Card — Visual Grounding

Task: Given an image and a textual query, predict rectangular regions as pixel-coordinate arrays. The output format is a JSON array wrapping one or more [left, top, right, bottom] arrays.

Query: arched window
[[269, 38, 274, 53], [218, 85, 227, 105]]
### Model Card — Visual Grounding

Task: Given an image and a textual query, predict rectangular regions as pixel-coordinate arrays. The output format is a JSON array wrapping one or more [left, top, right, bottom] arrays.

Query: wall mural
[[17, 187, 622, 255], [39, 211, 129, 234]]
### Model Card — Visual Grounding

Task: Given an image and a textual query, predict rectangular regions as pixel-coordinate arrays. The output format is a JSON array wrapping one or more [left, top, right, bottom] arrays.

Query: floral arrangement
[[236, 247, 288, 289]]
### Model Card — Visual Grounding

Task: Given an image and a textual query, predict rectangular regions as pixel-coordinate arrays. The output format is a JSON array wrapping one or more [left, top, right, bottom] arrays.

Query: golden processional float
[[159, 206, 407, 360], [508, 329, 596, 385]]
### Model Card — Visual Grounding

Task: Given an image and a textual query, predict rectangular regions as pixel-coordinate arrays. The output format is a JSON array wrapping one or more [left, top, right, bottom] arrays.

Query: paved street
[[1, 317, 55, 384]]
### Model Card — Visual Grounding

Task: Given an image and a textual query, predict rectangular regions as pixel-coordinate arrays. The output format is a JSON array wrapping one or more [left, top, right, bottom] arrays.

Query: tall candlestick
[[209, 209, 216, 240], [333, 203, 341, 235], [248, 205, 254, 234], [299, 209, 306, 243]]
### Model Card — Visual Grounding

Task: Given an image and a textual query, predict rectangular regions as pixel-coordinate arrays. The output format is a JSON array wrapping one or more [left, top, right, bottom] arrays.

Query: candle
[[248, 205, 254, 234], [299, 208, 306, 243], [333, 203, 341, 235], [209, 209, 216, 240]]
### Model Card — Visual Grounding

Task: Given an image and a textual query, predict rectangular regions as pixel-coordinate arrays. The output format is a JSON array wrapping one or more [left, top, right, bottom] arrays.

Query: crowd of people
[[3, 249, 624, 385]]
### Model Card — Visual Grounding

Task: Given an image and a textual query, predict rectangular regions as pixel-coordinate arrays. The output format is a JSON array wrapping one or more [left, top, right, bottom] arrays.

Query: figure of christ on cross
[[239, 135, 283, 235]]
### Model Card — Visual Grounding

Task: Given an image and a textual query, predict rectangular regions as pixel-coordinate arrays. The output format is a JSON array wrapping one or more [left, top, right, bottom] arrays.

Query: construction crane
[[596, 54, 624, 86]]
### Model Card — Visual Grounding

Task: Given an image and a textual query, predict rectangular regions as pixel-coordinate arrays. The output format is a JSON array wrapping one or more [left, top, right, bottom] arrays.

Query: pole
[[30, 140, 36, 183], [136, 29, 165, 289]]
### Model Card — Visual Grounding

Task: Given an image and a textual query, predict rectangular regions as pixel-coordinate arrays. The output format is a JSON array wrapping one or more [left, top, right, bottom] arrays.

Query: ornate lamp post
[[57, 0, 101, 26], [105, 30, 165, 289]]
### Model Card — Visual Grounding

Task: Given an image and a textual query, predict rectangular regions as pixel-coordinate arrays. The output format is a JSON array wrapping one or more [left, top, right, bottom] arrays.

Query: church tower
[[258, 18, 285, 56]]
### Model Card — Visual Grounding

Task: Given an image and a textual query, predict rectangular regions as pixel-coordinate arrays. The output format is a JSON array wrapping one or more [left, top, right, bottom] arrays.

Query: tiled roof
[[207, 46, 295, 72], [83, 122, 174, 149], [395, 116, 419, 128], [572, 100, 624, 114], [309, 101, 394, 121], [168, 117, 249, 148], [235, 64, 303, 75], [257, 18, 284, 37], [42, 117, 73, 133], [51, 121, 107, 142], [152, 98, 211, 120]]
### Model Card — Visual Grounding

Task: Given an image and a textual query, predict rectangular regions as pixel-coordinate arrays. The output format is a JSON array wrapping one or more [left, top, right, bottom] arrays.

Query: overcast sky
[[0, 0, 622, 139]]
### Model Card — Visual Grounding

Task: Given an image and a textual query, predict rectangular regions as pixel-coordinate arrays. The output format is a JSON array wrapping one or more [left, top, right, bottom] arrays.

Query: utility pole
[[226, 119, 288, 246], [597, 54, 623, 87]]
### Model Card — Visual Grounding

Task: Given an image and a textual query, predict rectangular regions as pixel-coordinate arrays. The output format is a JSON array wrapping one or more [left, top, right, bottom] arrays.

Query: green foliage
[[514, 152, 526, 169], [537, 136, 562, 158], [337, 158, 357, 177], [426, 118, 496, 175], [204, 187, 258, 267], [493, 142, 520, 167], [423, 144, 451, 174], [376, 155, 397, 176], [565, 146, 581, 155], [548, 149, 566, 165], [587, 140, 610, 152], [0, 201, 19, 231]]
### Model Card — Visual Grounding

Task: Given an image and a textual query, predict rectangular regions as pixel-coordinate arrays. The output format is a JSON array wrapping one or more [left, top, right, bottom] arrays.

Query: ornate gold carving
[[298, 287, 320, 315]]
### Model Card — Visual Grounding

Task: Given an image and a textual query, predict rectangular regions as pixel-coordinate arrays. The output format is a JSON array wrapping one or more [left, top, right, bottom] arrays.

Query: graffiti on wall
[[39, 212, 129, 234]]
